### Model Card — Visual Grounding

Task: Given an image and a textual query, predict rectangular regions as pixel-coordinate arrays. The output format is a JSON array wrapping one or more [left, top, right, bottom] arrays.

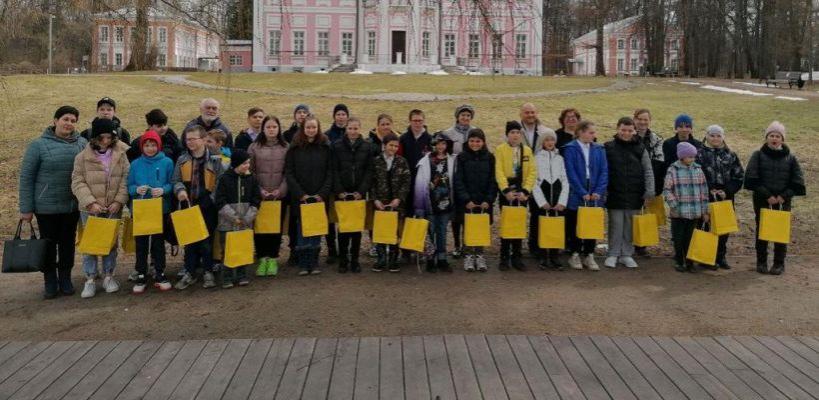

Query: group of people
[[18, 97, 805, 300]]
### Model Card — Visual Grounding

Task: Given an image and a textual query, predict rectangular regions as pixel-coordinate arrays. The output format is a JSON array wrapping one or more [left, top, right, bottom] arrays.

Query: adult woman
[[555, 108, 581, 151]]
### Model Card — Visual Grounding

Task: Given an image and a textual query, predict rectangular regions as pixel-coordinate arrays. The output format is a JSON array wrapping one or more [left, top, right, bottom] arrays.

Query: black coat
[[233, 130, 256, 152], [285, 141, 333, 201], [283, 123, 299, 144], [555, 128, 574, 155], [214, 169, 262, 209], [744, 144, 805, 208], [662, 135, 702, 167], [453, 147, 497, 213], [398, 128, 431, 175], [695, 144, 744, 200], [332, 136, 374, 195], [126, 128, 182, 163], [605, 136, 652, 210]]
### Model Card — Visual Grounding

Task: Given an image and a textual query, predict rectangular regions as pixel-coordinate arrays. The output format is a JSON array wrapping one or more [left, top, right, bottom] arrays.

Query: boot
[[43, 269, 59, 300], [769, 263, 784, 275], [373, 247, 386, 272], [388, 251, 400, 272], [756, 251, 769, 274], [57, 268, 74, 296], [338, 256, 349, 273], [499, 257, 511, 271], [511, 256, 526, 271], [426, 258, 437, 273], [350, 259, 361, 273]]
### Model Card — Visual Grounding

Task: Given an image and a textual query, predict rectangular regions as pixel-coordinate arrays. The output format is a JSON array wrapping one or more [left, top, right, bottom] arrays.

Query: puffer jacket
[[744, 144, 806, 207], [413, 153, 456, 216], [214, 169, 261, 231], [533, 149, 569, 208], [127, 152, 175, 213], [19, 127, 88, 214], [453, 146, 497, 213], [332, 136, 374, 195], [695, 143, 744, 200], [71, 141, 131, 210], [371, 154, 412, 215], [248, 140, 288, 199], [285, 141, 333, 201], [604, 135, 654, 210], [324, 124, 346, 144], [80, 116, 131, 145]]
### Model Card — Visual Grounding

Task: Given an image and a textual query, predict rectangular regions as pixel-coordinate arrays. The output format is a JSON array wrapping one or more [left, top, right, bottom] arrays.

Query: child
[[205, 129, 231, 169], [662, 114, 702, 167], [215, 149, 261, 288], [633, 108, 665, 257], [453, 128, 497, 272], [744, 121, 805, 275], [234, 107, 266, 151], [696, 125, 744, 270], [414, 133, 456, 273], [81, 96, 131, 144], [248, 115, 288, 277], [71, 118, 130, 298], [173, 125, 225, 289], [127, 130, 175, 293], [442, 105, 477, 259], [494, 121, 535, 271], [664, 142, 709, 273], [563, 120, 608, 271], [371, 133, 411, 272], [533, 129, 569, 270], [603, 117, 654, 269], [332, 117, 373, 273], [126, 108, 183, 163]]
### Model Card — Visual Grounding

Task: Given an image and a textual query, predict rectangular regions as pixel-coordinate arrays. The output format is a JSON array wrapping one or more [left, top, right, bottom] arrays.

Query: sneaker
[[583, 254, 599, 271], [635, 247, 649, 257], [256, 258, 268, 277], [202, 272, 216, 289], [756, 261, 769, 274], [154, 274, 173, 291], [298, 269, 310, 276], [674, 263, 687, 272], [102, 276, 120, 293], [368, 247, 378, 258], [619, 256, 638, 269], [604, 256, 619, 268], [451, 248, 463, 259], [463, 255, 475, 272], [81, 280, 96, 298], [350, 260, 361, 273], [568, 253, 583, 270], [222, 281, 234, 289], [128, 270, 140, 282], [717, 261, 732, 270], [175, 273, 197, 290], [549, 257, 565, 270], [475, 255, 488, 272], [238, 277, 250, 286], [310, 269, 322, 275], [372, 264, 385, 272], [388, 266, 400, 273], [176, 269, 187, 279], [267, 259, 279, 276], [132, 275, 147, 294], [538, 258, 549, 270], [338, 258, 349, 274], [769, 263, 784, 275]]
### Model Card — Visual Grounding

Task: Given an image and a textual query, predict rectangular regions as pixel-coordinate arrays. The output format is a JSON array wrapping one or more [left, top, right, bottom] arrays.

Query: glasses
[[186, 137, 203, 141], [411, 119, 424, 123]]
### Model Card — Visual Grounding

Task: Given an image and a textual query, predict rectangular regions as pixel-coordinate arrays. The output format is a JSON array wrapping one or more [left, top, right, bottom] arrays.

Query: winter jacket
[[172, 149, 225, 208], [494, 142, 536, 195], [453, 147, 497, 213], [695, 143, 744, 200], [19, 127, 88, 214], [215, 169, 261, 231], [371, 154, 412, 215], [234, 129, 259, 152], [71, 141, 131, 210], [126, 128, 183, 163], [533, 149, 569, 208], [520, 120, 553, 154], [604, 136, 654, 210], [398, 128, 432, 176], [743, 144, 806, 207], [324, 124, 346, 145], [183, 116, 233, 148], [563, 139, 609, 210], [283, 122, 299, 144], [662, 135, 702, 167], [285, 141, 333, 201], [331, 136, 374, 196], [367, 129, 399, 155], [442, 124, 476, 154], [555, 128, 574, 154], [80, 116, 131, 145], [414, 153, 456, 216], [248, 140, 288, 199], [127, 152, 175, 213], [663, 160, 709, 219]]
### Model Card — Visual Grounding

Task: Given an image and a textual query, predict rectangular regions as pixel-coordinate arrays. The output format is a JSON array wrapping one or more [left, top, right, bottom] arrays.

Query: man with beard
[[182, 98, 233, 148]]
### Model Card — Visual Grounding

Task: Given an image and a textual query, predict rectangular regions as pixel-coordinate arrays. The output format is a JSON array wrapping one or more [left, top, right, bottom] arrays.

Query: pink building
[[571, 16, 683, 77], [252, 0, 544, 74], [221, 40, 253, 72]]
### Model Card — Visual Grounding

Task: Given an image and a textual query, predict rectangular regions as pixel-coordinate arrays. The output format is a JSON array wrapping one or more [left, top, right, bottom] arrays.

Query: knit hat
[[97, 97, 116, 110], [454, 104, 475, 119], [294, 104, 310, 116], [333, 104, 349, 117], [705, 124, 724, 138], [540, 128, 557, 142], [53, 105, 79, 120], [674, 114, 693, 128], [139, 130, 162, 153], [91, 118, 116, 138], [765, 121, 786, 140], [505, 120, 523, 135], [430, 133, 454, 154], [677, 142, 698, 159], [230, 148, 250, 169]]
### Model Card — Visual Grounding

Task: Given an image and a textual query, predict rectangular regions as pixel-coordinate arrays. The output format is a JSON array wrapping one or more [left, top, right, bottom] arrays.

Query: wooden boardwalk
[[0, 336, 816, 399]]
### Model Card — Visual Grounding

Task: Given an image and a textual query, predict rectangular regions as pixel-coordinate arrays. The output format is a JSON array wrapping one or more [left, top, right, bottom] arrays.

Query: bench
[[765, 71, 804, 89]]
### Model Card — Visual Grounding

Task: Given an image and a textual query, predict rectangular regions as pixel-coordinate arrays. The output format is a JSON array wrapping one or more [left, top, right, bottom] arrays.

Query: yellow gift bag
[[709, 200, 738, 235], [373, 210, 399, 244], [255, 201, 282, 234], [121, 217, 136, 254], [576, 206, 605, 240], [335, 200, 367, 233], [171, 203, 210, 246], [464, 212, 491, 247], [399, 217, 429, 252], [759, 207, 791, 244], [687, 228, 718, 266], [538, 214, 565, 249], [300, 202, 328, 237], [78, 216, 120, 256], [632, 212, 659, 247], [500, 204, 528, 239], [224, 230, 255, 268], [132, 197, 164, 236], [647, 195, 667, 226]]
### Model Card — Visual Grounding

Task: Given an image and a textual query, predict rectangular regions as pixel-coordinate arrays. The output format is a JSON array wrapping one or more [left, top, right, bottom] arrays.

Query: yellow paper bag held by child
[[171, 202, 210, 246], [538, 215, 565, 249], [464, 211, 491, 247], [399, 217, 429, 253], [646, 195, 667, 226], [709, 200, 739, 235], [78, 216, 120, 256], [300, 201, 329, 237], [373, 210, 399, 245], [759, 207, 791, 244], [687, 228, 718, 266], [632, 212, 659, 247], [224, 230, 255, 268], [121, 217, 136, 254], [500, 204, 527, 239], [132, 197, 164, 236], [254, 200, 282, 234], [335, 200, 367, 233], [577, 206, 605, 240]]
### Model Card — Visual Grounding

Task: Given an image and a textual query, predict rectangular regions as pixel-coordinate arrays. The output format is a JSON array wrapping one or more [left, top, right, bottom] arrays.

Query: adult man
[[182, 98, 233, 148], [518, 103, 554, 153]]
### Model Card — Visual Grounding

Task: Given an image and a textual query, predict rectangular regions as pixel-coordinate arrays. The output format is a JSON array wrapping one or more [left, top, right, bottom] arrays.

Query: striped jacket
[[663, 160, 709, 219]]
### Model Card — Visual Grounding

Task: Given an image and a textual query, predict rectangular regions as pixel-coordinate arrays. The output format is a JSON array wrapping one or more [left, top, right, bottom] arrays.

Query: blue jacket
[[127, 152, 175, 213], [563, 139, 609, 210]]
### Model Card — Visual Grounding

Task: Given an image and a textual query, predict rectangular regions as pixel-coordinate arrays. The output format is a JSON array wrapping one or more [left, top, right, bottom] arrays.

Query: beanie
[[677, 142, 698, 159], [91, 118, 116, 138], [294, 104, 310, 116], [230, 148, 250, 169], [505, 121, 523, 135], [765, 121, 786, 140], [97, 97, 116, 110], [705, 124, 725, 139], [454, 104, 475, 120], [674, 114, 693, 129], [540, 127, 557, 142], [139, 130, 162, 153], [333, 104, 349, 117], [53, 105, 79, 120]]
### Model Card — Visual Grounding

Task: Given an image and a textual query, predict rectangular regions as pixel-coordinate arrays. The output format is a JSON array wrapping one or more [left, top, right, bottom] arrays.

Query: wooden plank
[[526, 336, 584, 400], [0, 341, 74, 398], [169, 340, 229, 400], [796, 337, 819, 354], [0, 342, 53, 385], [630, 337, 711, 399], [0, 342, 31, 367], [222, 339, 273, 400], [586, 336, 661, 400], [422, 336, 457, 400], [273, 337, 316, 400], [353, 337, 379, 400], [247, 338, 294, 400], [485, 335, 534, 400], [651, 337, 708, 375], [671, 337, 763, 400], [195, 339, 252, 400], [301, 338, 338, 400], [402, 336, 430, 400], [327, 337, 358, 400], [444, 334, 482, 400], [62, 341, 142, 400], [693, 337, 788, 400], [570, 337, 637, 400], [548, 336, 609, 400], [465, 335, 508, 400], [142, 340, 207, 400], [505, 336, 562, 400], [34, 341, 119, 400], [606, 337, 686, 400], [688, 374, 741, 400], [89, 341, 163, 400], [9, 341, 95, 400], [774, 337, 819, 368], [734, 336, 819, 396], [380, 337, 405, 400], [115, 341, 185, 400], [754, 337, 819, 381]]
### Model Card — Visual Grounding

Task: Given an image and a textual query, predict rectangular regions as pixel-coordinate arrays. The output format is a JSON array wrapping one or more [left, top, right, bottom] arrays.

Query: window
[[631, 38, 638, 50], [468, 34, 479, 58], [269, 30, 281, 55], [444, 34, 455, 58], [617, 58, 624, 71], [617, 39, 624, 50], [158, 27, 167, 43], [100, 53, 108, 66], [422, 31, 430, 58], [157, 54, 166, 67], [115, 53, 123, 66], [342, 32, 353, 56], [367, 31, 376, 57], [515, 34, 527, 58], [229, 55, 243, 65], [146, 28, 152, 44], [293, 31, 305, 56], [100, 26, 109, 42], [318, 31, 329, 56], [492, 34, 502, 60], [115, 27, 124, 43], [631, 57, 638, 70]]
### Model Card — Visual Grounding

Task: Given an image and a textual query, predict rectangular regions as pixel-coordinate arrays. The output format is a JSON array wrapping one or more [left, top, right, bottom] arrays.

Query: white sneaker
[[463, 255, 475, 272], [174, 272, 197, 290], [102, 276, 119, 293], [202, 272, 216, 289], [583, 254, 600, 271], [568, 253, 583, 270], [81, 280, 96, 298], [620, 256, 638, 268], [475, 255, 488, 272], [604, 256, 618, 268]]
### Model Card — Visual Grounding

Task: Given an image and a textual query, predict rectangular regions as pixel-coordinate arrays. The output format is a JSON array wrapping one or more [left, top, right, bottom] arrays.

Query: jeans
[[428, 213, 451, 261], [35, 211, 79, 278], [80, 212, 119, 278], [223, 266, 247, 283], [565, 209, 596, 255], [671, 218, 699, 265]]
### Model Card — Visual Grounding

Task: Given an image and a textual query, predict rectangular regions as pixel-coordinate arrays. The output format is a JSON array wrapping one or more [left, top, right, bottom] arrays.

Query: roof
[[571, 15, 640, 45]]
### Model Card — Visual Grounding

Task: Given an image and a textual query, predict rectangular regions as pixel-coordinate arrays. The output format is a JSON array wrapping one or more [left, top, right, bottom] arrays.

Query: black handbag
[[2, 220, 49, 273]]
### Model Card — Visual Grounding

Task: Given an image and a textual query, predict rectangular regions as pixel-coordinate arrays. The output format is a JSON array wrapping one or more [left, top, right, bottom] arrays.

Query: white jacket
[[413, 153, 456, 215], [533, 149, 569, 208]]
